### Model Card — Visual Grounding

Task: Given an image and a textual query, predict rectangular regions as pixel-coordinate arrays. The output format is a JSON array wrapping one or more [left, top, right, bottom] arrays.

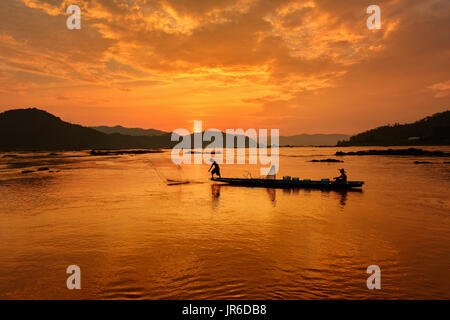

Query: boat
[[211, 177, 364, 190]]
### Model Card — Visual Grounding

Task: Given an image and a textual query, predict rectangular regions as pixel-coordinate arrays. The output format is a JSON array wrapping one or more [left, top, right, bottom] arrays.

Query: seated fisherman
[[333, 168, 347, 184]]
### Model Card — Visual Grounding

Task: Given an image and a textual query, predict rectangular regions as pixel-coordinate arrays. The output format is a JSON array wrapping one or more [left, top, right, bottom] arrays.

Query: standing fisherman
[[208, 158, 221, 179]]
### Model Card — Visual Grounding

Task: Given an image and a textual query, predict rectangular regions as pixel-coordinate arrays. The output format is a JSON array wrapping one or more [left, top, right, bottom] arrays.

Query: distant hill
[[337, 110, 450, 146], [91, 125, 166, 136], [0, 108, 258, 151], [93, 126, 349, 146], [0, 108, 176, 150], [279, 134, 350, 146]]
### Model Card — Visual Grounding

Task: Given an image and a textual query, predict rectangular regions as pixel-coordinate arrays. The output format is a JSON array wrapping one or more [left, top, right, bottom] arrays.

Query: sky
[[0, 0, 449, 135]]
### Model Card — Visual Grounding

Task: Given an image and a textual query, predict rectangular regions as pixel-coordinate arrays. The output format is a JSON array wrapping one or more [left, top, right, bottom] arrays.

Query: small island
[[309, 158, 344, 163], [335, 148, 449, 157]]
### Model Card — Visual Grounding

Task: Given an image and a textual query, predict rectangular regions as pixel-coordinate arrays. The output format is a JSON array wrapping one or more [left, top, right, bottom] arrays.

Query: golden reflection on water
[[0, 147, 449, 299]]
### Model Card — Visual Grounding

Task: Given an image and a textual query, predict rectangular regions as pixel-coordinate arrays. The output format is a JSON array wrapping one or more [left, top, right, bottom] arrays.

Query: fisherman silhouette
[[208, 158, 221, 179], [333, 168, 347, 184]]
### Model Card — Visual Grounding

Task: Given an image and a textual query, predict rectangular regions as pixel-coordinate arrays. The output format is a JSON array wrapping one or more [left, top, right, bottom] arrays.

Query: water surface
[[0, 147, 449, 299]]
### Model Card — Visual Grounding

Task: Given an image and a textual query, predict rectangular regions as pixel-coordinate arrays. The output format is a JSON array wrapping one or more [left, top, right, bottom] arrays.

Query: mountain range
[[0, 108, 255, 150], [2, 107, 446, 151], [90, 125, 348, 146], [0, 108, 175, 150], [279, 134, 349, 147], [90, 125, 166, 136]]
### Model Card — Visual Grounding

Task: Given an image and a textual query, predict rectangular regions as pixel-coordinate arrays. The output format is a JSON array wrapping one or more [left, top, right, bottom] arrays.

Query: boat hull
[[211, 178, 364, 190]]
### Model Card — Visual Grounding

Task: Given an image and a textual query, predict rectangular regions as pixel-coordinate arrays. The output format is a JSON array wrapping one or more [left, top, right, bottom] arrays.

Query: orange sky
[[0, 0, 449, 135]]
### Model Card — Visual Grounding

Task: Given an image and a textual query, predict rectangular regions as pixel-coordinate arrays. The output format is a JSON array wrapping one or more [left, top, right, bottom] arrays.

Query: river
[[0, 146, 449, 299]]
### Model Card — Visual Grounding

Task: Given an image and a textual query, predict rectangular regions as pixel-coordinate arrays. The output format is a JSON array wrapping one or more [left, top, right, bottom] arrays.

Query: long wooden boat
[[211, 177, 364, 190]]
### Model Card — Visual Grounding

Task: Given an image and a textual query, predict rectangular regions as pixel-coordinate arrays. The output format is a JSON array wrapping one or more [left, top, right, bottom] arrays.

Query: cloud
[[0, 0, 448, 133], [428, 80, 450, 98]]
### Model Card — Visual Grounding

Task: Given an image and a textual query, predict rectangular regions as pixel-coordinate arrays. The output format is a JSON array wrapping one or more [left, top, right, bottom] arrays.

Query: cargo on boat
[[211, 177, 364, 190]]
